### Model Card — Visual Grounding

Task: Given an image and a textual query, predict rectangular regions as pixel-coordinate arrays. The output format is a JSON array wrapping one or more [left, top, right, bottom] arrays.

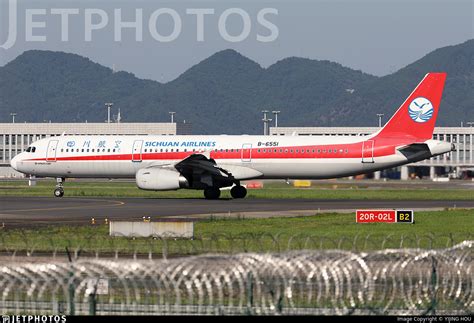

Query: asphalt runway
[[0, 197, 473, 227]]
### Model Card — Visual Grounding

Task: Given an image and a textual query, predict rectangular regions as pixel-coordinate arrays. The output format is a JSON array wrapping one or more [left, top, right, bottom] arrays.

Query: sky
[[0, 0, 473, 82]]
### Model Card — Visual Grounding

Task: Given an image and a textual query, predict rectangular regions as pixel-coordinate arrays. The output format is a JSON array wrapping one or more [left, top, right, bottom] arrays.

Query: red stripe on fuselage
[[25, 142, 400, 162]]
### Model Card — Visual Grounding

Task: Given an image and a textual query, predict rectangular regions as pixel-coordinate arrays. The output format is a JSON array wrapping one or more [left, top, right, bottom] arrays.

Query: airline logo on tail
[[374, 72, 445, 141], [408, 97, 434, 123]]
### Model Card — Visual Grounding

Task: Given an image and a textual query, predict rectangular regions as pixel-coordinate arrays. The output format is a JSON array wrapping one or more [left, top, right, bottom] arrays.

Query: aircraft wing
[[173, 153, 263, 180], [174, 153, 227, 177]]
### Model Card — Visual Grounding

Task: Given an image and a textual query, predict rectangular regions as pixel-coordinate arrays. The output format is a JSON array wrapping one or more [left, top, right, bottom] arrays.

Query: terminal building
[[1, 122, 472, 180], [0, 122, 192, 177], [270, 126, 474, 180]]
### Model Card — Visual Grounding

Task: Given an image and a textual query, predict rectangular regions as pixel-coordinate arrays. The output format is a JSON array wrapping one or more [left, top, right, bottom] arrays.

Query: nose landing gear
[[54, 178, 65, 197]]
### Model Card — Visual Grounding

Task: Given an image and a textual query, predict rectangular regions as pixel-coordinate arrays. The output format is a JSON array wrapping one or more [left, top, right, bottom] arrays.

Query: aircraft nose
[[10, 154, 19, 170]]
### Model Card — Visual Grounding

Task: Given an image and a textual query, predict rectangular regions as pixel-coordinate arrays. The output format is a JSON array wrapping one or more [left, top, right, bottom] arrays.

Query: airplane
[[10, 72, 454, 199]]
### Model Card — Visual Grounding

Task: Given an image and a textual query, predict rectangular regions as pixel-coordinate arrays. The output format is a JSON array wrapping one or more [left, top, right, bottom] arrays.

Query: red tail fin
[[374, 73, 447, 141]]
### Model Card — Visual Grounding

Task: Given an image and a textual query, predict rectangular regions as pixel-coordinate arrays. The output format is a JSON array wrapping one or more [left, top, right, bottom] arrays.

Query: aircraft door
[[132, 140, 143, 162], [361, 140, 374, 163], [46, 140, 59, 162], [241, 143, 252, 162]]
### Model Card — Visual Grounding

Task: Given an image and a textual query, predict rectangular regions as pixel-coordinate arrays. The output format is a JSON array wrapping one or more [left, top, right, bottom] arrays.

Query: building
[[270, 127, 474, 179], [0, 122, 192, 177]]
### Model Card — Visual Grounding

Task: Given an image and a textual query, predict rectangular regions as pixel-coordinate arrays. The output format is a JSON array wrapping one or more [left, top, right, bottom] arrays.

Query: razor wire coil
[[0, 241, 472, 315]]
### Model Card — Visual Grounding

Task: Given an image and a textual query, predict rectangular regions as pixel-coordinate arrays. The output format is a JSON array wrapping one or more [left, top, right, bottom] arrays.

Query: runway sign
[[356, 210, 414, 223]]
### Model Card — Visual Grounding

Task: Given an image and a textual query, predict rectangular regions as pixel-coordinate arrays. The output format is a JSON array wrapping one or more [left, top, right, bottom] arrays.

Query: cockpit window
[[31, 147, 36, 153], [26, 147, 31, 152]]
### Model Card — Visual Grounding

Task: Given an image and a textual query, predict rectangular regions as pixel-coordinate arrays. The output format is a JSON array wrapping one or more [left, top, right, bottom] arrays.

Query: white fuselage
[[11, 134, 452, 181]]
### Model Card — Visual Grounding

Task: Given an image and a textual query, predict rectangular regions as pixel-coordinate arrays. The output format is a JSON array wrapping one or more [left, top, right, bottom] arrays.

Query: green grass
[[1, 209, 472, 255], [0, 180, 472, 200]]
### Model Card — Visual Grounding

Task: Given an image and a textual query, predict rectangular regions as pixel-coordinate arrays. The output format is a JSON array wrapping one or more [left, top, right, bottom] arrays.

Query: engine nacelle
[[136, 168, 188, 191]]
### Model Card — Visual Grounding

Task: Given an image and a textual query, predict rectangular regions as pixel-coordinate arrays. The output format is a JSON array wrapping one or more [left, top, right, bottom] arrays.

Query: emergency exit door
[[132, 140, 143, 162], [361, 140, 374, 163], [46, 140, 59, 162], [241, 143, 252, 162]]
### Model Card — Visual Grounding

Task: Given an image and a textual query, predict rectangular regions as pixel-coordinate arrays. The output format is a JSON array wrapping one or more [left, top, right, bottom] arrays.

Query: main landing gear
[[203, 185, 247, 200], [54, 177, 65, 198], [230, 185, 247, 199], [204, 187, 221, 200]]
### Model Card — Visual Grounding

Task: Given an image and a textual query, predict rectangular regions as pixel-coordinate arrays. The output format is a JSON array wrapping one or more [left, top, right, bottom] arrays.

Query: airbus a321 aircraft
[[11, 73, 453, 199]]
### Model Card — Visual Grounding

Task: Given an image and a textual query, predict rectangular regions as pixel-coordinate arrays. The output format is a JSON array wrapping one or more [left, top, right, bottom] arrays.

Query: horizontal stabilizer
[[398, 143, 431, 163]]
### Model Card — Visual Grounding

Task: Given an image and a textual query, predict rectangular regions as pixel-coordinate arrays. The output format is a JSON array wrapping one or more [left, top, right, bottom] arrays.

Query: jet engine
[[136, 168, 189, 191]]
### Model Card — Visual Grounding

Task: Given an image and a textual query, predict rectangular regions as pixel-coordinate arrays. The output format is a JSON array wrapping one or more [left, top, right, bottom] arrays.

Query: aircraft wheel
[[231, 185, 247, 199], [204, 187, 221, 200], [54, 188, 64, 198]]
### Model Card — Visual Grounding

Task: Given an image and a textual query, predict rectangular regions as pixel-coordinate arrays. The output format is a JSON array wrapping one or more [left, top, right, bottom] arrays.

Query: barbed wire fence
[[0, 231, 473, 260], [0, 241, 472, 315]]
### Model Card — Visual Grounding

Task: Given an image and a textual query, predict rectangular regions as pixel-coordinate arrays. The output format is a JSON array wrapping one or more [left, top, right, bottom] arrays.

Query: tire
[[54, 188, 64, 198], [204, 187, 221, 200], [231, 185, 247, 199]]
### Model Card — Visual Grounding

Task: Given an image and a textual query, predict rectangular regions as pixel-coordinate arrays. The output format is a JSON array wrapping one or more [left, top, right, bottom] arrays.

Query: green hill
[[0, 40, 472, 133]]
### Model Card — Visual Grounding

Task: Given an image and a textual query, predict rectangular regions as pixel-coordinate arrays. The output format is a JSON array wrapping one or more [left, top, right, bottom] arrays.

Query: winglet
[[374, 73, 447, 141]]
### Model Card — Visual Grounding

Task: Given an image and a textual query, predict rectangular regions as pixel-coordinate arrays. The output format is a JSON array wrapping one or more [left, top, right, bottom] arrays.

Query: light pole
[[376, 113, 384, 127], [261, 110, 270, 135], [169, 111, 176, 123], [105, 103, 113, 123], [272, 110, 280, 128], [10, 113, 17, 123]]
